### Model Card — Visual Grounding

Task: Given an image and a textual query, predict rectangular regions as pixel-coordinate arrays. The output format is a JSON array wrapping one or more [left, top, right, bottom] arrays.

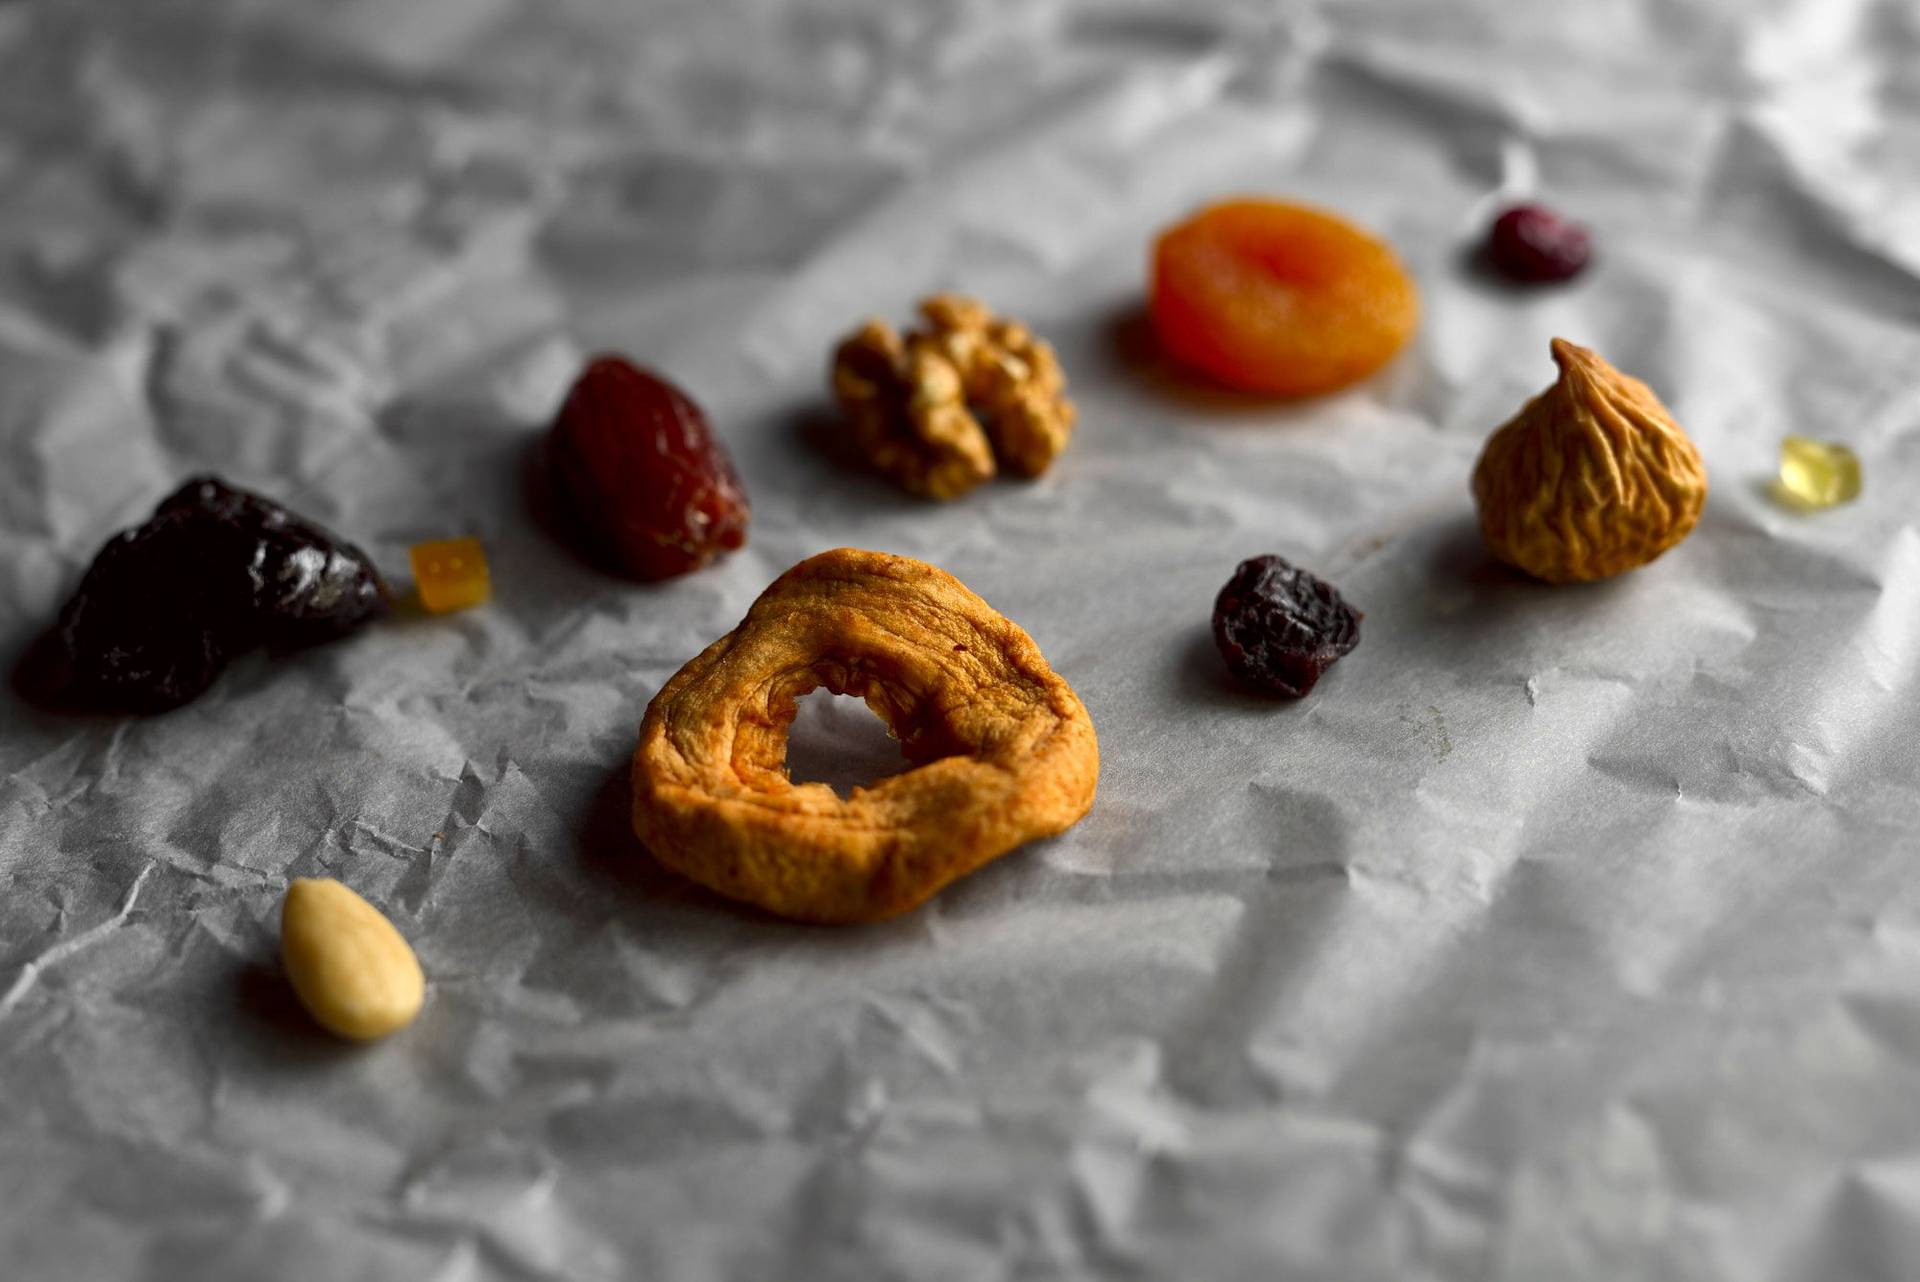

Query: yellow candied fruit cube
[[408, 538, 492, 613], [1778, 436, 1862, 510]]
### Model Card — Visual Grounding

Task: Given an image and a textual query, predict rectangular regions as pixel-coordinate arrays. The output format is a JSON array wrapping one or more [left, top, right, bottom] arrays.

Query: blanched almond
[[281, 878, 423, 1042]]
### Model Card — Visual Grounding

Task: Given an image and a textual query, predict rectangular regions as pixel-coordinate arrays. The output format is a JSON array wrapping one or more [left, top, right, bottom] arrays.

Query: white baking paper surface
[[5, 1, 1920, 1278]]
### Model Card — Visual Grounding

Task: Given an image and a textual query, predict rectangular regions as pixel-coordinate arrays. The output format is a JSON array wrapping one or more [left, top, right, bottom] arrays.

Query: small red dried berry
[[1486, 203, 1592, 283], [548, 356, 750, 582], [1212, 555, 1360, 698]]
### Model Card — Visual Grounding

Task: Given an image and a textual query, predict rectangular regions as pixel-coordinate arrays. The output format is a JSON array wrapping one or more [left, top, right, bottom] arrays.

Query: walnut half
[[829, 295, 1076, 500], [1472, 338, 1707, 583]]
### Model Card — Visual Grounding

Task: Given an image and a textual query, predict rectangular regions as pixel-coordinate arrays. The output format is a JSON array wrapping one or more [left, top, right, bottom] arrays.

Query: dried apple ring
[[632, 548, 1099, 924], [1151, 198, 1419, 396]]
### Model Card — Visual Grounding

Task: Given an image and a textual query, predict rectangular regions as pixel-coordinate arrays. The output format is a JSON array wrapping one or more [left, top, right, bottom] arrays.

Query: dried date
[[547, 356, 749, 581]]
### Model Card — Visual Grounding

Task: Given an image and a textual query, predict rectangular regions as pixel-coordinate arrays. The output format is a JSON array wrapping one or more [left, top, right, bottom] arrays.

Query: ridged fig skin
[[1472, 339, 1707, 584]]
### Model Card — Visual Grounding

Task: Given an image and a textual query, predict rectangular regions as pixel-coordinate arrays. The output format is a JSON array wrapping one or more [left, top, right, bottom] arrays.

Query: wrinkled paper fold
[[4, 2, 1919, 1278]]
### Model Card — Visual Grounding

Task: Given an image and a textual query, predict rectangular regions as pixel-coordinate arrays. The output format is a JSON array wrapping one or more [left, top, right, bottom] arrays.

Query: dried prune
[[547, 356, 749, 581], [29, 476, 388, 713], [1212, 555, 1361, 698], [1485, 203, 1592, 283], [156, 477, 388, 648], [44, 515, 237, 712]]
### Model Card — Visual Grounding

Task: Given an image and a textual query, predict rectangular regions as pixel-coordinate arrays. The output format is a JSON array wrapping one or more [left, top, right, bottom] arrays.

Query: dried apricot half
[[1150, 199, 1419, 396]]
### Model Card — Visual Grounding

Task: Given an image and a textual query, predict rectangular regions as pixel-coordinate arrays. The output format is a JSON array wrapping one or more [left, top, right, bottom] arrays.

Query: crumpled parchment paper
[[5, 2, 1920, 1279]]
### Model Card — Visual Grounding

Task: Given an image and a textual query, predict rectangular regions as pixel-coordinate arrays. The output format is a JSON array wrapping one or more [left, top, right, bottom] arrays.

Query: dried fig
[[1472, 339, 1706, 583]]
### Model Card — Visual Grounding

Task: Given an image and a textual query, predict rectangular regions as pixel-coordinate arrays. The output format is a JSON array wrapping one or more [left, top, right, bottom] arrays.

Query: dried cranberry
[[1486, 203, 1592, 283], [29, 477, 387, 713], [547, 356, 750, 581], [1212, 555, 1361, 698]]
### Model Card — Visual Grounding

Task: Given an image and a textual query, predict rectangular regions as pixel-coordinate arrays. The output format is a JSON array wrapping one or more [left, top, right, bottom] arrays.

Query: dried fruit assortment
[[32, 476, 387, 712], [1473, 339, 1707, 583], [548, 356, 750, 580], [1213, 555, 1362, 697], [409, 538, 492, 613], [1150, 199, 1419, 396], [31, 189, 1757, 951], [281, 878, 424, 1042], [830, 294, 1076, 499], [631, 547, 1100, 923], [1485, 203, 1592, 283]]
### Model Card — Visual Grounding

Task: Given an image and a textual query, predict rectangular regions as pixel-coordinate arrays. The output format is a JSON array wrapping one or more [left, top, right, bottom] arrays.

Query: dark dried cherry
[[29, 476, 387, 713], [547, 356, 749, 581], [1486, 203, 1592, 283], [1212, 555, 1361, 698]]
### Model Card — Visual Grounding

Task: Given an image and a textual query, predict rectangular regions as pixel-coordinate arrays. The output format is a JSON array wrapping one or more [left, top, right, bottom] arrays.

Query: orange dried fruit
[[1150, 198, 1419, 397], [409, 538, 491, 613], [631, 548, 1100, 924]]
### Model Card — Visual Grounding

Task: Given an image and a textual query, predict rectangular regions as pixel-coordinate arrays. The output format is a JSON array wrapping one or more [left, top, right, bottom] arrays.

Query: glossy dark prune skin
[[155, 477, 387, 649], [36, 476, 387, 713], [1212, 555, 1361, 698], [48, 513, 237, 712]]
